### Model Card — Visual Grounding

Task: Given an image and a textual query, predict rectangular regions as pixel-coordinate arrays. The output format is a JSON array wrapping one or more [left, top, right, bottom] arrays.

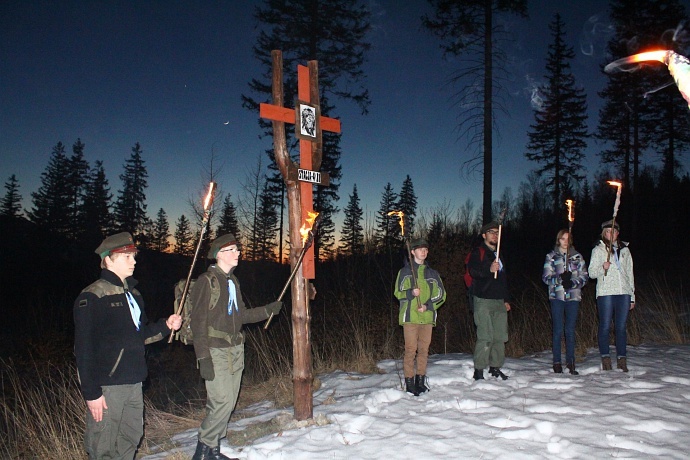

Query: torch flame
[[203, 182, 216, 211], [299, 210, 319, 245], [387, 210, 405, 236], [605, 50, 690, 109], [628, 50, 668, 64], [607, 180, 622, 188], [565, 199, 574, 222]]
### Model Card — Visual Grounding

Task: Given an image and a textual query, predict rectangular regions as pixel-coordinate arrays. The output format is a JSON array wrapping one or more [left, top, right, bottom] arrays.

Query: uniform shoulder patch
[[78, 299, 88, 308]]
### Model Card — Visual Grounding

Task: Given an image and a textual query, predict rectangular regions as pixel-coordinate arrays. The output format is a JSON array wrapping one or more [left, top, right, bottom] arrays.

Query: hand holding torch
[[264, 211, 321, 329], [168, 181, 216, 343], [388, 210, 422, 311], [604, 181, 622, 277], [494, 207, 508, 279]]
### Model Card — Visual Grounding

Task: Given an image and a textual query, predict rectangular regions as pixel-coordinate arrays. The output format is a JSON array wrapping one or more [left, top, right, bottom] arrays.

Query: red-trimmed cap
[[95, 232, 137, 259]]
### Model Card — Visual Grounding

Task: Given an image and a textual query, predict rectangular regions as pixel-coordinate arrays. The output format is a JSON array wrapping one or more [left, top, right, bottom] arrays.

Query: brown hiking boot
[[566, 362, 579, 375], [617, 357, 629, 372], [602, 356, 612, 371], [553, 363, 563, 373]]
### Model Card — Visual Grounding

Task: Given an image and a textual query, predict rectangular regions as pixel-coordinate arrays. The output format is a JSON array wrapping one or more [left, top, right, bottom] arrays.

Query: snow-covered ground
[[143, 344, 690, 459]]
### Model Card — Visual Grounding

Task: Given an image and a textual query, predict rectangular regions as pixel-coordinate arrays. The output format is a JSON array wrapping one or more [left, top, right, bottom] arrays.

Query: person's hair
[[100, 251, 134, 269], [555, 229, 570, 247]]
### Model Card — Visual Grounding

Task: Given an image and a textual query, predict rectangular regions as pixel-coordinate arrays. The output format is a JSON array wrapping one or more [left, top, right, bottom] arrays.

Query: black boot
[[553, 363, 563, 374], [405, 377, 418, 396], [416, 374, 429, 394], [489, 367, 508, 380], [192, 441, 210, 460], [473, 369, 484, 380], [208, 444, 236, 460]]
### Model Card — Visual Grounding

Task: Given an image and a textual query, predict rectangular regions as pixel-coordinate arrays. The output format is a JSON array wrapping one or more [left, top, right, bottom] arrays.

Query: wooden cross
[[259, 64, 341, 278]]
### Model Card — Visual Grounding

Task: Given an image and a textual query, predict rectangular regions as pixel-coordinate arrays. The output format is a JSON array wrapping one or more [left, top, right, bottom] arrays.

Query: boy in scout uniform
[[73, 232, 182, 459]]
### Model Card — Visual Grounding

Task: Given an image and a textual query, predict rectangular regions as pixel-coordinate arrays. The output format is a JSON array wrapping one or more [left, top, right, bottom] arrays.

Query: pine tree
[[27, 142, 72, 234], [252, 182, 279, 261], [397, 175, 418, 235], [375, 183, 399, 252], [151, 208, 171, 252], [67, 138, 90, 238], [525, 13, 589, 213], [113, 142, 149, 240], [1, 174, 23, 218], [339, 184, 364, 255], [216, 194, 240, 238], [81, 160, 113, 245], [423, 0, 528, 223], [174, 214, 194, 256]]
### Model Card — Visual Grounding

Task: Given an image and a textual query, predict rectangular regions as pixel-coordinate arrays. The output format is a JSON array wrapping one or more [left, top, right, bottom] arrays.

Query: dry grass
[[0, 358, 86, 460]]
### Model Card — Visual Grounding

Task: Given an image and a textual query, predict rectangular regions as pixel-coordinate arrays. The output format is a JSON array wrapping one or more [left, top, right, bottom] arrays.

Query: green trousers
[[199, 345, 245, 447], [85, 382, 143, 460], [473, 297, 508, 369]]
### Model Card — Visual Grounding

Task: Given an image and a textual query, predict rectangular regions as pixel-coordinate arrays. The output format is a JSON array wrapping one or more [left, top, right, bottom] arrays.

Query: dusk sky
[[2, 1, 687, 233]]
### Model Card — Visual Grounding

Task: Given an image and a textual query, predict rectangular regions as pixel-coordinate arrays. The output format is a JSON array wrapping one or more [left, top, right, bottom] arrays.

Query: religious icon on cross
[[297, 102, 319, 139]]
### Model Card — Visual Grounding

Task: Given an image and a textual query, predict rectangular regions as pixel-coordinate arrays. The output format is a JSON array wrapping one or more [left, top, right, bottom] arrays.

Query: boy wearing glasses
[[73, 232, 182, 459], [190, 234, 282, 460], [467, 222, 512, 381]]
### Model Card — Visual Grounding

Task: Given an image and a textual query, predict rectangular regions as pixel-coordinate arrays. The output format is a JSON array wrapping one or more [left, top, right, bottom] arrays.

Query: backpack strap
[[207, 275, 221, 311]]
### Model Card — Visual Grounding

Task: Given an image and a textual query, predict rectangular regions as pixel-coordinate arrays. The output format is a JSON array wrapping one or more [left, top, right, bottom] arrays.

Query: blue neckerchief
[[124, 290, 141, 331]]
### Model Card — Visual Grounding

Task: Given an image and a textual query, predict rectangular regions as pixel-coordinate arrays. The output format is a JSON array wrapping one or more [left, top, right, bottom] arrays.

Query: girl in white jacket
[[589, 220, 635, 372]]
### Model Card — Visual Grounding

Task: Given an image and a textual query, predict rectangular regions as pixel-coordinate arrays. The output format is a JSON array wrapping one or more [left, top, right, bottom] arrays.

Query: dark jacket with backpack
[[189, 264, 271, 361], [467, 243, 509, 301]]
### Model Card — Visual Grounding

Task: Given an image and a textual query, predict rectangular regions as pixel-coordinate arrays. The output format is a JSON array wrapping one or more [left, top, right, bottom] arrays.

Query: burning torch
[[388, 210, 422, 311], [169, 181, 216, 343], [604, 50, 690, 109], [604, 180, 623, 277], [565, 199, 575, 265], [263, 211, 321, 329]]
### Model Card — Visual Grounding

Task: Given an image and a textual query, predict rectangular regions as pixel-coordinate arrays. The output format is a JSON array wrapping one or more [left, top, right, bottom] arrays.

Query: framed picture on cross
[[295, 100, 320, 141]]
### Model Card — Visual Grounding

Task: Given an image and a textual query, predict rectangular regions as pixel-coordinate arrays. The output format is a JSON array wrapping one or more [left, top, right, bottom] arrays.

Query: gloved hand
[[265, 300, 283, 316], [198, 358, 215, 381], [561, 271, 573, 290], [561, 271, 572, 281]]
